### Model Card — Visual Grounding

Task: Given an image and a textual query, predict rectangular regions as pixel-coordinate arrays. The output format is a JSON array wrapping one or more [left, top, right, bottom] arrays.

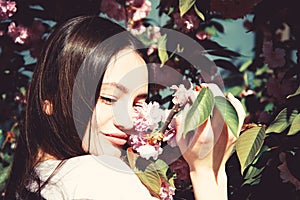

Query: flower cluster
[[159, 179, 176, 200], [128, 0, 151, 22], [129, 84, 194, 161], [260, 41, 286, 69], [6, 20, 46, 51], [100, 0, 151, 33], [210, 0, 262, 19], [0, 0, 16, 20], [170, 84, 194, 105], [172, 10, 200, 33], [127, 84, 193, 199], [7, 22, 29, 44], [129, 101, 166, 160]]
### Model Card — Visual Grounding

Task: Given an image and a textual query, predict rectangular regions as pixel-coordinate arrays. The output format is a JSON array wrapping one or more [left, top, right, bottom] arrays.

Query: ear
[[42, 100, 53, 115]]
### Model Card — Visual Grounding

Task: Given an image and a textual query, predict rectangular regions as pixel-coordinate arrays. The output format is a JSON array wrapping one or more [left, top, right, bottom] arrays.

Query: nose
[[112, 100, 134, 131]]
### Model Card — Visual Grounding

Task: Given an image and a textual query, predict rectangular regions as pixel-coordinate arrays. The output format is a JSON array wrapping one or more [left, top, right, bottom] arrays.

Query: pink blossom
[[147, 26, 161, 42], [128, 131, 164, 159], [133, 101, 165, 131], [196, 31, 211, 40], [14, 91, 26, 104], [266, 76, 298, 103], [136, 144, 163, 160], [170, 84, 194, 105], [128, 133, 147, 150], [146, 26, 161, 54], [7, 22, 29, 44], [130, 23, 146, 35], [133, 117, 150, 132], [260, 41, 286, 69], [159, 179, 175, 200], [132, 25, 161, 54], [0, 0, 17, 20], [278, 152, 300, 190], [129, 0, 151, 22], [100, 0, 126, 21], [172, 10, 200, 33], [210, 0, 261, 20]]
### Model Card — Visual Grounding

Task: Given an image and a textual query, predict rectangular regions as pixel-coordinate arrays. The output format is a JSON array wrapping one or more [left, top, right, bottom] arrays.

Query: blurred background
[[0, 0, 299, 199]]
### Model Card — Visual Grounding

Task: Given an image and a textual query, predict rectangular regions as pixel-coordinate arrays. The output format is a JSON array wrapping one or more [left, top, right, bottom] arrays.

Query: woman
[[4, 15, 245, 199]]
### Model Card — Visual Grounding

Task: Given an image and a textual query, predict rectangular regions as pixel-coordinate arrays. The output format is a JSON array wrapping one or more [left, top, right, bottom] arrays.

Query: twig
[[160, 103, 182, 134]]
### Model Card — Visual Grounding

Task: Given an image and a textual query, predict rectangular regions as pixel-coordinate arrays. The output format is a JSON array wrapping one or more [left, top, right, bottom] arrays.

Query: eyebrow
[[101, 82, 129, 93], [135, 93, 148, 100], [101, 82, 148, 100]]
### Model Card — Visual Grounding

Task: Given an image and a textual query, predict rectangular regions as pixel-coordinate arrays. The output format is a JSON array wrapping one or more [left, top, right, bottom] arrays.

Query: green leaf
[[137, 163, 162, 195], [193, 4, 205, 21], [126, 148, 162, 196], [179, 0, 196, 16], [252, 79, 263, 87], [287, 114, 300, 136], [254, 64, 268, 76], [126, 148, 138, 169], [19, 86, 26, 96], [266, 108, 298, 134], [225, 86, 243, 96], [242, 176, 261, 186], [215, 96, 239, 137], [264, 103, 274, 112], [236, 126, 266, 174], [250, 145, 270, 165], [239, 59, 252, 72], [183, 87, 214, 136], [204, 26, 217, 36], [154, 159, 169, 180], [155, 159, 175, 188], [244, 165, 265, 180], [158, 34, 168, 67], [0, 165, 11, 191]]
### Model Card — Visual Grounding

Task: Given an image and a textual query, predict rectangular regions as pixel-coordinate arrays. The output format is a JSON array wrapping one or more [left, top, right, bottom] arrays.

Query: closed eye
[[133, 98, 147, 108], [99, 96, 117, 105], [133, 102, 144, 108]]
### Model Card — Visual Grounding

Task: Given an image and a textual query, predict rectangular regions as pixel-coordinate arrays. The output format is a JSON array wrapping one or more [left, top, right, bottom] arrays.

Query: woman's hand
[[174, 83, 245, 200], [175, 83, 246, 175]]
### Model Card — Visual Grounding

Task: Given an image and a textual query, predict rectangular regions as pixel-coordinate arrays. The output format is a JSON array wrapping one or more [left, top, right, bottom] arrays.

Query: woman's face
[[86, 48, 148, 157]]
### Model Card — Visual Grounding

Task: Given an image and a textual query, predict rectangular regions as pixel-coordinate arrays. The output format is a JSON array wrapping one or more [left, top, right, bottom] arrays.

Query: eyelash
[[133, 103, 143, 107], [99, 96, 117, 105], [99, 96, 146, 107]]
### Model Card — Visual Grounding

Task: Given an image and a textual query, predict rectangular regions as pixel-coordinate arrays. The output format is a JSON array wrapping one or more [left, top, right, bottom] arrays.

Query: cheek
[[95, 103, 113, 127]]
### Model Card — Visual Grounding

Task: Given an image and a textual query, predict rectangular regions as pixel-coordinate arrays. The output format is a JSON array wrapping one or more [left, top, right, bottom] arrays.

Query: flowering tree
[[0, 0, 299, 199]]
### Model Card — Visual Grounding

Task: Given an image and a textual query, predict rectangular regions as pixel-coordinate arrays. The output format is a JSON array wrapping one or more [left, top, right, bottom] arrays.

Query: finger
[[175, 103, 190, 142], [190, 119, 215, 159]]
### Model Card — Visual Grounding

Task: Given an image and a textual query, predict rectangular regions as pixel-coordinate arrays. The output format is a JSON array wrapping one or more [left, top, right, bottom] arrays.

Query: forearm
[[190, 166, 228, 200]]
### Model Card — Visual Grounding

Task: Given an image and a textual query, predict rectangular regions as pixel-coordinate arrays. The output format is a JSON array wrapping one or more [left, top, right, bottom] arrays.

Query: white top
[[30, 155, 157, 200]]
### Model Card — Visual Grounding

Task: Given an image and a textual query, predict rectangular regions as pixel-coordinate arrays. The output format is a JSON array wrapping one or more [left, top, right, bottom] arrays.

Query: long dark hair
[[4, 15, 145, 200]]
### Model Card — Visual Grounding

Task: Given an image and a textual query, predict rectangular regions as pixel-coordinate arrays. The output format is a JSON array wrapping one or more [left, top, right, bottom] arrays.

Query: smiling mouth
[[104, 134, 128, 146]]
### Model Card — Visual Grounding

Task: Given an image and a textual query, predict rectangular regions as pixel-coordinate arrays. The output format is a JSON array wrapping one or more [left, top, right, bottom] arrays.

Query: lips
[[104, 133, 128, 146]]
